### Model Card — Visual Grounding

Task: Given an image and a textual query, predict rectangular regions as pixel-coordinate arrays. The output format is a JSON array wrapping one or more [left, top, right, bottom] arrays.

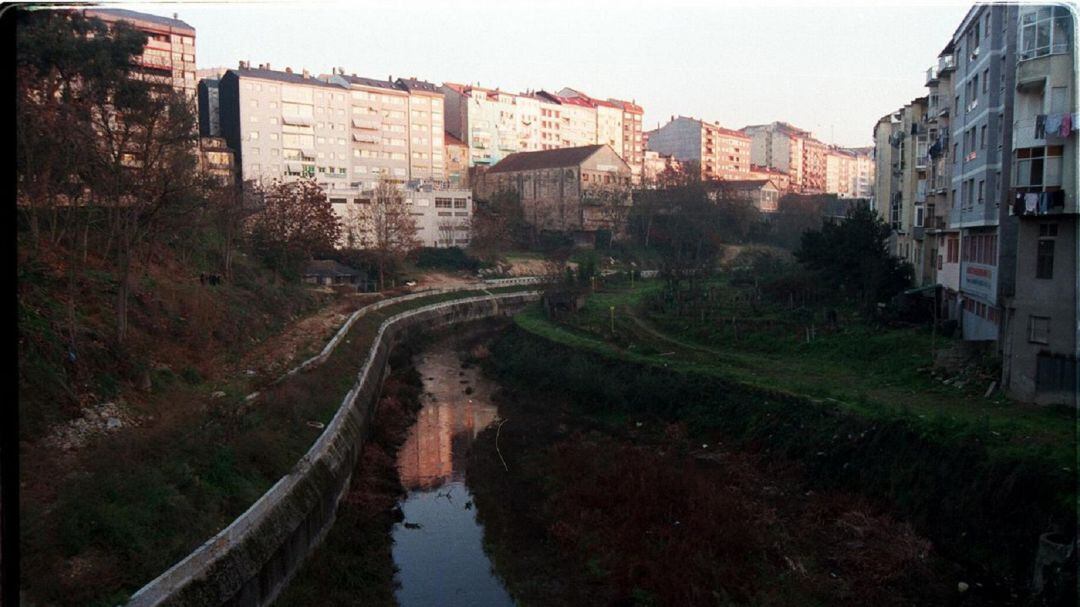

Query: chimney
[[302, 69, 310, 79], [285, 66, 292, 74], [265, 63, 270, 71], [173, 12, 178, 20]]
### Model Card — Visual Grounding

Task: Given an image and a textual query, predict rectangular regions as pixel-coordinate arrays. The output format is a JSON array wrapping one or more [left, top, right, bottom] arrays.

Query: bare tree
[[249, 178, 342, 279], [349, 180, 420, 290]]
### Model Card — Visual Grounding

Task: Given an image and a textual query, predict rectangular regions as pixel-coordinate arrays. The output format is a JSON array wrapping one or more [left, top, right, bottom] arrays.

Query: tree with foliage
[[17, 8, 205, 346], [470, 188, 529, 260], [632, 178, 732, 300], [795, 204, 913, 316], [344, 180, 420, 290], [249, 178, 342, 279]]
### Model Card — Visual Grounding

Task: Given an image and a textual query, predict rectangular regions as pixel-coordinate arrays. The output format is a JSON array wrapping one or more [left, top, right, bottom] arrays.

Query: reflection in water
[[392, 335, 515, 607]]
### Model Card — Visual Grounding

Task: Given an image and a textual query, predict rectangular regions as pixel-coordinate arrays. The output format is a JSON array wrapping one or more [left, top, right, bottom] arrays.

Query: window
[[980, 125, 987, 148], [1019, 6, 1072, 60], [982, 69, 989, 94], [1036, 230, 1055, 279], [1015, 146, 1064, 188], [1028, 316, 1050, 344]]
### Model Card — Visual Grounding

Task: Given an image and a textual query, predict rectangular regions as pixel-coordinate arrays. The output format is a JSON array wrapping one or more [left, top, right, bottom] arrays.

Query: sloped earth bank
[[465, 328, 1046, 606]]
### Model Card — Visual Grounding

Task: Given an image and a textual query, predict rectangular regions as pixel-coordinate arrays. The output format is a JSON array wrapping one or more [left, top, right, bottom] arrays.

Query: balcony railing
[[938, 54, 956, 73], [925, 66, 939, 86]]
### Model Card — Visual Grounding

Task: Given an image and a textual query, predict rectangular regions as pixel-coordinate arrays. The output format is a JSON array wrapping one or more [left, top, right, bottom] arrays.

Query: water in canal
[[391, 334, 515, 607]]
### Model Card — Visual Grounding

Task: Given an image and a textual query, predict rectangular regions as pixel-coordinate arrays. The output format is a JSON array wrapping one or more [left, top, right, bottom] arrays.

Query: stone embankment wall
[[125, 291, 539, 607]]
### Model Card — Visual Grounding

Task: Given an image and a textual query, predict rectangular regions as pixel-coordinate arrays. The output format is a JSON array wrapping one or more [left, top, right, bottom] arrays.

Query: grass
[[494, 314, 1075, 598], [518, 278, 1074, 470], [20, 284, 538, 607]]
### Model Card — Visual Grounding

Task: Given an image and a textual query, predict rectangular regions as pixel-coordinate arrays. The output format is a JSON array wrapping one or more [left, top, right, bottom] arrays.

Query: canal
[[390, 332, 515, 607]]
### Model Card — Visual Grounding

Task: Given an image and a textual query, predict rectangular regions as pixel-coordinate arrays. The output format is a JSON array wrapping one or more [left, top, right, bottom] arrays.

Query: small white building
[[403, 183, 473, 248]]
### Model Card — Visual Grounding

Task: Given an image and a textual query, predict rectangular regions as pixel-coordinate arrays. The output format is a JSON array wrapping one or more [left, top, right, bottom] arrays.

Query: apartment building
[[443, 83, 539, 166], [645, 116, 751, 181], [825, 147, 875, 198], [925, 43, 962, 321], [218, 64, 470, 243], [82, 8, 197, 99], [1000, 4, 1077, 404], [742, 121, 827, 194], [395, 77, 447, 182], [874, 98, 931, 282], [825, 148, 856, 197], [220, 64, 353, 188], [851, 148, 876, 199], [475, 145, 631, 245], [558, 88, 645, 183], [325, 72, 412, 188], [946, 4, 1019, 342]]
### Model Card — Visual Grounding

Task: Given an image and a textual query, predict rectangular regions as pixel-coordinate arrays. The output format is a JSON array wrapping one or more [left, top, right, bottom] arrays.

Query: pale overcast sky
[[101, 0, 973, 147]]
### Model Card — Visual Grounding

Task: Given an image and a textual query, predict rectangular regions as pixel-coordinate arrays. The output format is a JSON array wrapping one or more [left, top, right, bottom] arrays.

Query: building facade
[[404, 186, 473, 248], [444, 131, 469, 188], [715, 179, 782, 213], [742, 121, 828, 194], [1001, 4, 1077, 404], [475, 145, 631, 244], [645, 116, 751, 181], [82, 8, 197, 99]]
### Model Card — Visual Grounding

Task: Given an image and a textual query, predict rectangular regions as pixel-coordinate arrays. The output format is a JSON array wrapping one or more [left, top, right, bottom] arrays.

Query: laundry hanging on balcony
[[1035, 114, 1046, 139], [1059, 112, 1072, 137], [1045, 113, 1064, 136]]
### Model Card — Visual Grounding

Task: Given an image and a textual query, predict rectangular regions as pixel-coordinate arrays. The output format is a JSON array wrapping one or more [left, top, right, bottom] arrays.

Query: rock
[[210, 391, 226, 399], [106, 417, 122, 430], [958, 582, 969, 593], [244, 369, 257, 376]]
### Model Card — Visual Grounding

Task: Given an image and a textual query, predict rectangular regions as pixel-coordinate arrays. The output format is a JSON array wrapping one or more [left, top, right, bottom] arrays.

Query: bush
[[411, 247, 485, 272]]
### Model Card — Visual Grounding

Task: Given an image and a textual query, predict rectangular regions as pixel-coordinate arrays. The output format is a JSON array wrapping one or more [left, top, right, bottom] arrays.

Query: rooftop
[[487, 144, 609, 174], [83, 8, 195, 33], [715, 179, 778, 190], [397, 77, 440, 94], [338, 74, 406, 92], [229, 65, 345, 90]]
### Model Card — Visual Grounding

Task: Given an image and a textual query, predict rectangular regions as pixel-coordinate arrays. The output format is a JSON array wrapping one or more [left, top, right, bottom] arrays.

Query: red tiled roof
[[556, 95, 594, 108], [608, 98, 643, 114]]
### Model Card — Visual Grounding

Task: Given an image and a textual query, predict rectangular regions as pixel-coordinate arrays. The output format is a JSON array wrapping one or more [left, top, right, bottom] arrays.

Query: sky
[[89, 0, 973, 147]]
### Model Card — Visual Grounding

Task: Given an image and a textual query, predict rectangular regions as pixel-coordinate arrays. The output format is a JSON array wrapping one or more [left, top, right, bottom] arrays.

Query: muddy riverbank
[[463, 329, 990, 607]]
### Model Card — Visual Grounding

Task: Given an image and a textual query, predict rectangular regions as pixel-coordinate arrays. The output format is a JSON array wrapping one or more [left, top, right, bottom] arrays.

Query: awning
[[282, 115, 313, 127]]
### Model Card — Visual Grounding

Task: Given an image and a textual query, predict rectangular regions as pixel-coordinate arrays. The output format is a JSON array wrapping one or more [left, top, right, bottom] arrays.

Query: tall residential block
[[1001, 4, 1077, 404], [645, 116, 751, 181], [82, 8, 197, 99], [218, 63, 469, 247], [948, 4, 1018, 342], [742, 121, 827, 194]]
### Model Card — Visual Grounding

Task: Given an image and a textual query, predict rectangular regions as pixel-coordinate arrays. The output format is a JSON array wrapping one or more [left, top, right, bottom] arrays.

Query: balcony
[[925, 66, 939, 86], [1010, 190, 1075, 217], [938, 53, 956, 74]]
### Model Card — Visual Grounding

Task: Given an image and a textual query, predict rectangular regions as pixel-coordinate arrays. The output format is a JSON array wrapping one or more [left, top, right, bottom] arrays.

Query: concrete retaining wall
[[125, 291, 540, 607]]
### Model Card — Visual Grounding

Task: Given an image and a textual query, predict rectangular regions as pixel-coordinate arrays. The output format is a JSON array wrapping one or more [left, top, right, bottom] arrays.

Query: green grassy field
[[517, 278, 1074, 470]]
